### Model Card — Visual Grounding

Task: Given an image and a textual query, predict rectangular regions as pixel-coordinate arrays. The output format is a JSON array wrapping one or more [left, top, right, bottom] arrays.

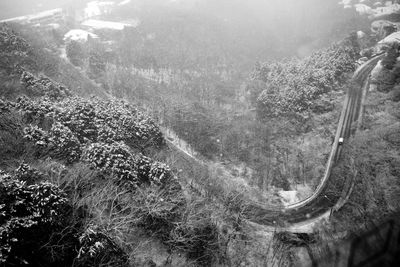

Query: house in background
[[0, 8, 64, 26], [63, 29, 99, 43], [81, 19, 136, 31]]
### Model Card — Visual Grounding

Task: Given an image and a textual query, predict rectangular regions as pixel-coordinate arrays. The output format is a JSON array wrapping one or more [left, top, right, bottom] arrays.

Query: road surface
[[162, 54, 384, 229], [243, 53, 385, 226]]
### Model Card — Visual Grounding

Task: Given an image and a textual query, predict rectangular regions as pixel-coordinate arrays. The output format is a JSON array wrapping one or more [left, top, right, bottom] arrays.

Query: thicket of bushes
[[328, 94, 400, 234], [253, 35, 359, 118], [0, 169, 76, 266], [0, 26, 223, 264], [0, 166, 133, 267]]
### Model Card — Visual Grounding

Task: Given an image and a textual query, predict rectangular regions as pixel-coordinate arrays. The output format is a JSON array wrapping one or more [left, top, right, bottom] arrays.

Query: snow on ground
[[279, 191, 299, 205], [63, 29, 99, 42], [118, 0, 131, 6], [354, 3, 373, 15], [378, 31, 400, 44], [357, 30, 366, 38], [338, 0, 354, 7], [47, 23, 60, 29], [82, 19, 136, 30], [84, 1, 115, 19]]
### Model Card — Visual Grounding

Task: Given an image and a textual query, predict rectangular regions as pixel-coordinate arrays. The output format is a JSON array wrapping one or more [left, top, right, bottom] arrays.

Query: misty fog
[[1, 0, 399, 266], [0, 0, 367, 62]]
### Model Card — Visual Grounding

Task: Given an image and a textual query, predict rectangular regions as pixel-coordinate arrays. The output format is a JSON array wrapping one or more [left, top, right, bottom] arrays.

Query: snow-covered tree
[[254, 36, 358, 118], [0, 171, 70, 265]]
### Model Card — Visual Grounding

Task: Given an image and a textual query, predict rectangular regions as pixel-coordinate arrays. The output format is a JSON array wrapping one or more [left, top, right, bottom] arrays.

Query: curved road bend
[[244, 53, 385, 226], [161, 54, 384, 228]]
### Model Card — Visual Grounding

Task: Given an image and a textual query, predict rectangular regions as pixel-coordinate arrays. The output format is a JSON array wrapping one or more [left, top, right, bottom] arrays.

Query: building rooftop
[[0, 8, 62, 24], [81, 19, 137, 30], [84, 1, 115, 19]]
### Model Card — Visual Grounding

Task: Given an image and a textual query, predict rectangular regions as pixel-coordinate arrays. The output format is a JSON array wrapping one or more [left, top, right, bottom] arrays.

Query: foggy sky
[[0, 0, 364, 59]]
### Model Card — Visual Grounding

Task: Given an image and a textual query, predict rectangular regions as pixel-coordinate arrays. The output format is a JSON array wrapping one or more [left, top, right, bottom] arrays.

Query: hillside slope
[[0, 24, 228, 266]]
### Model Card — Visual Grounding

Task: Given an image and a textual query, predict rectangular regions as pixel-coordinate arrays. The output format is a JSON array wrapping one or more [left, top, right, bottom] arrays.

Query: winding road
[[161, 53, 385, 230], [243, 53, 385, 227]]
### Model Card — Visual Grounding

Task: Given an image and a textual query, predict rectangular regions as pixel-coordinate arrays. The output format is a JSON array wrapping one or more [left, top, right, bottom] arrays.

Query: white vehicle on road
[[338, 137, 344, 145]]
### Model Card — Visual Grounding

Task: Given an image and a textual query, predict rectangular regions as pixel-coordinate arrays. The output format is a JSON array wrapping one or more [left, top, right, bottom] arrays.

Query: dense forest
[[1, 0, 400, 266], [0, 24, 226, 266]]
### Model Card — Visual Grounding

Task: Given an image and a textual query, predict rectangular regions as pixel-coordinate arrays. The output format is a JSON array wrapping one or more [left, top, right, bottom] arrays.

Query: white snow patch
[[354, 3, 373, 15], [64, 29, 99, 42], [48, 23, 60, 29], [385, 1, 394, 7], [357, 30, 366, 39], [279, 191, 299, 206], [118, 0, 131, 6], [84, 1, 115, 19], [338, 0, 353, 5], [379, 31, 400, 45]]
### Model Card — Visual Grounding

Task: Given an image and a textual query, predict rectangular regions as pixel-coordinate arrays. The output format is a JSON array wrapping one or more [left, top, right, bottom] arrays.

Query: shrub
[[66, 40, 86, 67], [81, 142, 138, 187], [0, 171, 74, 266], [0, 108, 25, 164], [15, 96, 54, 126], [148, 161, 172, 185], [75, 225, 129, 267], [93, 99, 164, 150], [18, 95, 166, 166], [390, 85, 400, 102], [133, 181, 186, 239], [23, 124, 49, 151], [0, 99, 12, 112], [54, 97, 165, 149], [14, 95, 165, 153], [329, 123, 400, 233], [137, 155, 172, 185], [54, 98, 98, 143], [14, 163, 44, 185], [20, 71, 72, 100], [168, 200, 220, 265], [96, 125, 118, 143], [23, 123, 82, 163], [0, 25, 30, 76], [82, 141, 173, 188], [136, 155, 152, 184], [47, 122, 82, 163]]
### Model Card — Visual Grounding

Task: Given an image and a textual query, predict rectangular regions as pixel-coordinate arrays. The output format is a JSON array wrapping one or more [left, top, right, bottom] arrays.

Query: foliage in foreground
[[0, 166, 131, 267], [0, 170, 73, 265], [0, 70, 222, 265]]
